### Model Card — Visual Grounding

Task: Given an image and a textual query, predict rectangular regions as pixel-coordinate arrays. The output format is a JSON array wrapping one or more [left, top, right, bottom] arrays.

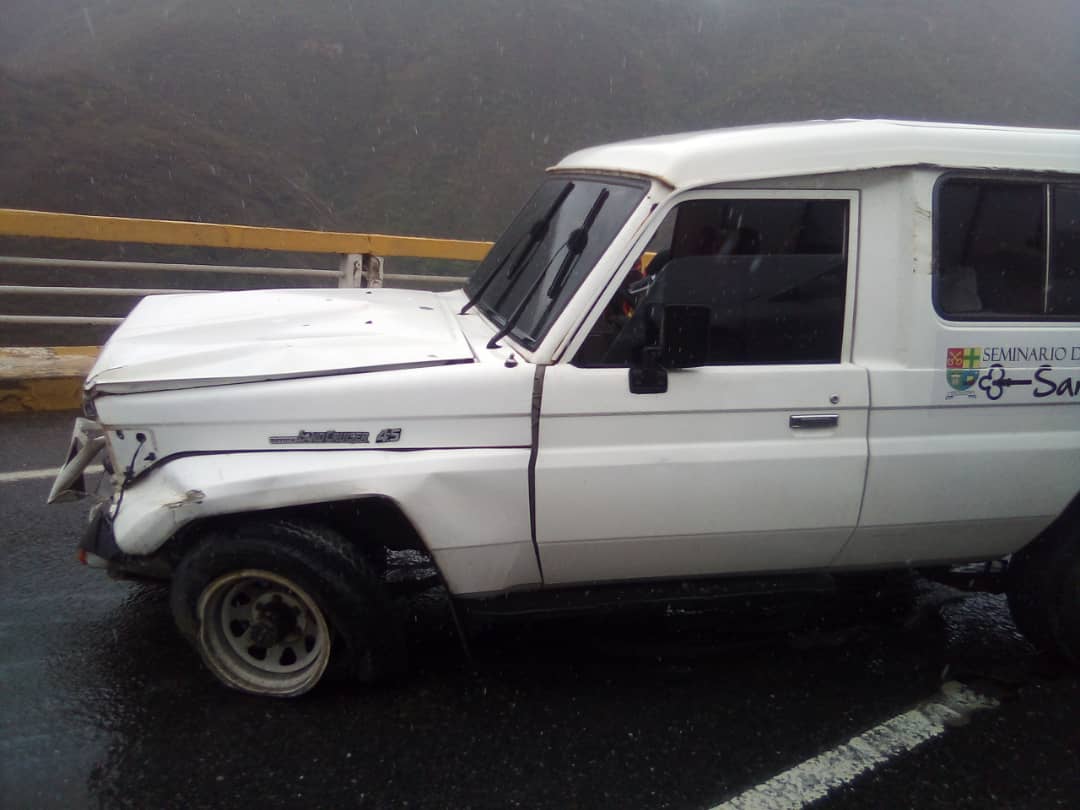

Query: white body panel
[[833, 169, 1080, 567], [111, 449, 540, 595], [554, 119, 1080, 189], [55, 120, 1080, 600], [536, 364, 869, 583], [95, 357, 535, 463], [88, 288, 474, 393]]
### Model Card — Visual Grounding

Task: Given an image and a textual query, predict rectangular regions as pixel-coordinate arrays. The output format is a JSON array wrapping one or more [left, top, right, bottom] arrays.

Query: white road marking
[[0, 465, 103, 484], [710, 682, 999, 810]]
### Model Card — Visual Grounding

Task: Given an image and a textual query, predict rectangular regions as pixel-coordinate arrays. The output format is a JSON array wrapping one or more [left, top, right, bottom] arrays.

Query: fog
[[1, 0, 1078, 238]]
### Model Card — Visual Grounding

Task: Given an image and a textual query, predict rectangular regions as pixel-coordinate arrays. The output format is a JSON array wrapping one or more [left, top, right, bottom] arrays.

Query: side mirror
[[628, 304, 710, 394]]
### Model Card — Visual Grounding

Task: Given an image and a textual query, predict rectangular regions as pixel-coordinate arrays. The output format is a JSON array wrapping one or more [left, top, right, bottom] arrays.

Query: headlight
[[82, 390, 98, 420]]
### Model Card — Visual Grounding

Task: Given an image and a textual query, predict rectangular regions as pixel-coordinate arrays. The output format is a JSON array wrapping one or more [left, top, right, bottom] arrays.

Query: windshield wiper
[[545, 188, 609, 301], [486, 188, 609, 349], [459, 181, 574, 315]]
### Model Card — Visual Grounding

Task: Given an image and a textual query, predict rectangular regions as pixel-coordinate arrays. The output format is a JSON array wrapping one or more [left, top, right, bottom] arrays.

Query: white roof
[[552, 119, 1080, 189]]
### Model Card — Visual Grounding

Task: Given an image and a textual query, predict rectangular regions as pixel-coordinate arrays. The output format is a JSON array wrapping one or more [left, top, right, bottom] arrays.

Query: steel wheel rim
[[197, 569, 331, 697]]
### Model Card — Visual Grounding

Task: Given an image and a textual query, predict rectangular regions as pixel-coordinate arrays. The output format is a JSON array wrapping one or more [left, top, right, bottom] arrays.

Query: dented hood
[[87, 288, 475, 394]]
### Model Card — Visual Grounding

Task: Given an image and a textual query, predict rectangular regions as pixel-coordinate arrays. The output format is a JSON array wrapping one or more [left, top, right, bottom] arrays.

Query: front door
[[534, 190, 869, 585]]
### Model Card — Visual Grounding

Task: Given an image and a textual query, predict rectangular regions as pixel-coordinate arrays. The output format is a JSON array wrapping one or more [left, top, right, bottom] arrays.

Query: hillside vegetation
[[2, 0, 1079, 241]]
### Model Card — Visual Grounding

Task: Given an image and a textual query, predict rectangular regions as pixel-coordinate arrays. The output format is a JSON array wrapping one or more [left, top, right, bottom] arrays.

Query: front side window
[[464, 175, 648, 350], [575, 197, 850, 367], [935, 177, 1080, 319]]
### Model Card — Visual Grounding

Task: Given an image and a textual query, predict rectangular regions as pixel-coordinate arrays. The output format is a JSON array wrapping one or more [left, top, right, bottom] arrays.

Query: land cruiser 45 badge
[[269, 428, 401, 445]]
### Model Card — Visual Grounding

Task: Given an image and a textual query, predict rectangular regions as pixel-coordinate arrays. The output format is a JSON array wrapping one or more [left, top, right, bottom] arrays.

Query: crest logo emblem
[[946, 347, 982, 391]]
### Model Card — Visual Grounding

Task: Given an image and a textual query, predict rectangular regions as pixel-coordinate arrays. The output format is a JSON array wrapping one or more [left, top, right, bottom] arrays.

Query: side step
[[457, 573, 837, 620]]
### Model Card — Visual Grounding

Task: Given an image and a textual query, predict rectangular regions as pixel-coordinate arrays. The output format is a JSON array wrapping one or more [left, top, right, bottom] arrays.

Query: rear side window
[[935, 177, 1080, 319], [1052, 186, 1080, 315]]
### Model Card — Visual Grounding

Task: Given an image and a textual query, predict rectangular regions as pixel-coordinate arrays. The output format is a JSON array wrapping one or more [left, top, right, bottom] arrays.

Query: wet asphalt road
[[2, 412, 1078, 810]]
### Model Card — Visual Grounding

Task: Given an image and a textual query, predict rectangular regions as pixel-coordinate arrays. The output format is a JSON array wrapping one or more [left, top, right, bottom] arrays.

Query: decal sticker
[[375, 428, 402, 443], [978, 364, 1032, 400], [945, 346, 981, 395], [1033, 366, 1080, 399], [938, 343, 1080, 403]]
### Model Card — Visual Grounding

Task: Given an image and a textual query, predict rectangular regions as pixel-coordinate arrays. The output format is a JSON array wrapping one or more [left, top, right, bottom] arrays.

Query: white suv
[[51, 120, 1080, 696]]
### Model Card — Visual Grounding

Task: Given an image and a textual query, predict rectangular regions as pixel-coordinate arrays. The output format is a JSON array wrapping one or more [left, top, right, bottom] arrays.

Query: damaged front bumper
[[51, 418, 172, 580], [47, 417, 108, 504], [79, 504, 173, 580]]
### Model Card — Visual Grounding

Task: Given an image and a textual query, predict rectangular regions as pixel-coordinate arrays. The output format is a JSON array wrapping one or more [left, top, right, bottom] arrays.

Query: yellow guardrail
[[0, 208, 498, 411], [0, 208, 493, 262]]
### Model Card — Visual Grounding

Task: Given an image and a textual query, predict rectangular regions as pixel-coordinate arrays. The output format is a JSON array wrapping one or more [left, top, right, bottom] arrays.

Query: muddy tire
[[1006, 522, 1080, 665], [170, 519, 406, 697]]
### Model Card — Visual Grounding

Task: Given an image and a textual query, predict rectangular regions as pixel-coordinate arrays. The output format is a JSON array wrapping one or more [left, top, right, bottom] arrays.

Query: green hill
[[2, 0, 1078, 241], [0, 69, 337, 229]]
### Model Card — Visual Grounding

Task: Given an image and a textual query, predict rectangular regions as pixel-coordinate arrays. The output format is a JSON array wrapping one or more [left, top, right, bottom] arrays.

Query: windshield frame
[[465, 173, 650, 352]]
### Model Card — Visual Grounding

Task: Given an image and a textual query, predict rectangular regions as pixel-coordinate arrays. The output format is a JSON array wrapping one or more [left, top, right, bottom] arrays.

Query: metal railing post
[[337, 253, 384, 288], [338, 253, 361, 287], [339, 257, 386, 291]]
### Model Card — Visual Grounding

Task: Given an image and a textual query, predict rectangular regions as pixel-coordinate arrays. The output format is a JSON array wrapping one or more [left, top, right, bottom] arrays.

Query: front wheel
[[171, 519, 405, 697]]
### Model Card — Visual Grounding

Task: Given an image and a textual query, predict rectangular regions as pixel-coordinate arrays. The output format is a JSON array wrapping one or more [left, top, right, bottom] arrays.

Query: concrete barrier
[[0, 347, 98, 413]]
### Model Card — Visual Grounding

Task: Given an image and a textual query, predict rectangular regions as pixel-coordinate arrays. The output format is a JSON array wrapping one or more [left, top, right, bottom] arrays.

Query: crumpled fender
[[111, 449, 540, 595]]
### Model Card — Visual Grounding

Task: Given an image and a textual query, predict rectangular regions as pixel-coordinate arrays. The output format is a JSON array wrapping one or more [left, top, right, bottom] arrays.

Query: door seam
[[527, 364, 547, 582]]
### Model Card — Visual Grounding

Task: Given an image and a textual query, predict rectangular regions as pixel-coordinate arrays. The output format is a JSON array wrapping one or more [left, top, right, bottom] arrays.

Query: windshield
[[464, 175, 648, 349]]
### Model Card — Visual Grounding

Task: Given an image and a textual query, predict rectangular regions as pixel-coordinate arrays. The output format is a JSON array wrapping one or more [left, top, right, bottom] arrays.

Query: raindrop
[[82, 8, 97, 39]]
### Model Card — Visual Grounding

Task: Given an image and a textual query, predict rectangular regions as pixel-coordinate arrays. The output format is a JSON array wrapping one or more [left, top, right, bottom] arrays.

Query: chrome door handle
[[789, 414, 839, 430]]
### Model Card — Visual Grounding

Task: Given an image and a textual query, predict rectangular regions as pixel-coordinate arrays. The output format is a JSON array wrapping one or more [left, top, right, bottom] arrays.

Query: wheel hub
[[248, 593, 304, 647]]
